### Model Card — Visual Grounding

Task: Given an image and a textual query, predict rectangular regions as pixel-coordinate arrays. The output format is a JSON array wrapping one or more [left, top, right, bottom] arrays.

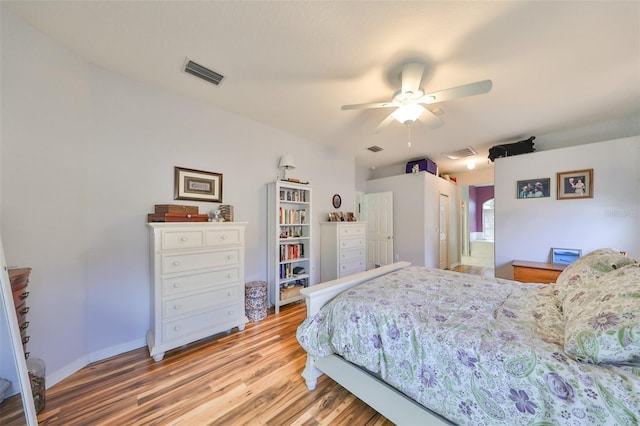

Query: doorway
[[361, 191, 394, 269], [461, 185, 494, 268]]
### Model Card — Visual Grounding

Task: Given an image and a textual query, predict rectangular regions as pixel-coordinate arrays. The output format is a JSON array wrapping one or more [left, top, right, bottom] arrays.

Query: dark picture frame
[[516, 178, 550, 199], [332, 194, 342, 208], [174, 166, 223, 202], [557, 169, 593, 200]]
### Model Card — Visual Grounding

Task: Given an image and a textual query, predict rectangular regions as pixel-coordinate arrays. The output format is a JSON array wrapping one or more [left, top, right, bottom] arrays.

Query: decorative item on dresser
[[267, 181, 312, 314], [147, 222, 248, 361], [512, 260, 568, 283], [320, 222, 366, 281], [147, 204, 208, 223]]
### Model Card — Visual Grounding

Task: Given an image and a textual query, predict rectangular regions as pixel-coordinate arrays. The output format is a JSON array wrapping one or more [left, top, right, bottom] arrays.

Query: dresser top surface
[[512, 260, 568, 272], [148, 222, 247, 229]]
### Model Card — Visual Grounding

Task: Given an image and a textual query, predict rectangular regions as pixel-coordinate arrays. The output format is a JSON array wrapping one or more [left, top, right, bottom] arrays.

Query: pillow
[[555, 248, 636, 303], [563, 264, 640, 365]]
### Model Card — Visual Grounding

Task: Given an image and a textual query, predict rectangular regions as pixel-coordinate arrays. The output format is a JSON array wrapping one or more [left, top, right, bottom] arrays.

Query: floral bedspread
[[296, 266, 640, 425]]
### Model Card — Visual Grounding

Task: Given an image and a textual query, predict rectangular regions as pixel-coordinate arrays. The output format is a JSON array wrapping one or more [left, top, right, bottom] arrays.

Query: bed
[[296, 249, 640, 426]]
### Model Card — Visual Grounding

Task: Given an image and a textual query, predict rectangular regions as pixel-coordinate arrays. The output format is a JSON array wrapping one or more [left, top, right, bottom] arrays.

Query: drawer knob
[[174, 325, 182, 332], [226, 255, 233, 260], [227, 291, 233, 296], [20, 291, 29, 300], [226, 273, 233, 278], [173, 304, 182, 311], [180, 236, 188, 242], [21, 307, 30, 315], [173, 282, 181, 288], [20, 321, 29, 330], [220, 234, 227, 240], [172, 261, 181, 267]]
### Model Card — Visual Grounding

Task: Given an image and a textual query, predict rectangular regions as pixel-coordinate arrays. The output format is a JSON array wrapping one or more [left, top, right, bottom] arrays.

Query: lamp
[[391, 104, 425, 124], [278, 155, 296, 180]]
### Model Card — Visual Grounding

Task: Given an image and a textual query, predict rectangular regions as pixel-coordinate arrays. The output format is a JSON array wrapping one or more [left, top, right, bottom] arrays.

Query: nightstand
[[512, 260, 568, 283]]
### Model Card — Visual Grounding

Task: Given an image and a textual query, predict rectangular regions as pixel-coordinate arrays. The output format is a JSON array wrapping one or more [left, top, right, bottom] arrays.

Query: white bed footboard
[[300, 261, 411, 317], [298, 261, 454, 425]]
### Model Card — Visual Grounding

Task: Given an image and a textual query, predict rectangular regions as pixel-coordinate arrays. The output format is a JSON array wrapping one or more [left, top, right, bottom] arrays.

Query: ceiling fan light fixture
[[392, 104, 425, 124]]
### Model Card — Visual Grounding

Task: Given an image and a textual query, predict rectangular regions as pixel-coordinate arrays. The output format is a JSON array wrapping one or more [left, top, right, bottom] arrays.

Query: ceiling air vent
[[443, 146, 477, 160], [184, 59, 224, 86], [367, 145, 383, 152]]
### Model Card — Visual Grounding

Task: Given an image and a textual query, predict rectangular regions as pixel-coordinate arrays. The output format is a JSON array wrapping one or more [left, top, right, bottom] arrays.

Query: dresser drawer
[[340, 258, 366, 275], [339, 237, 365, 250], [205, 227, 243, 247], [162, 285, 241, 319], [162, 267, 240, 297], [340, 247, 365, 261], [162, 303, 244, 341], [339, 225, 365, 237], [161, 229, 205, 250], [12, 288, 29, 309], [162, 248, 240, 274]]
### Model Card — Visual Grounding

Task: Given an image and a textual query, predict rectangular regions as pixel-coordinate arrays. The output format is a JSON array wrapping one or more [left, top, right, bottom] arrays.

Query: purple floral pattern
[[563, 263, 640, 365], [297, 266, 640, 425]]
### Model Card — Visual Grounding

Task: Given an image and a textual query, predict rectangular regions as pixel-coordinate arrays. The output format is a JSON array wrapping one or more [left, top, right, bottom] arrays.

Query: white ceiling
[[3, 1, 639, 173]]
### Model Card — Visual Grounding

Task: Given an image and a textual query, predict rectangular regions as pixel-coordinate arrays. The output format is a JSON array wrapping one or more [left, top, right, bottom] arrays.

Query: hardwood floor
[[3, 264, 490, 426], [34, 301, 393, 426]]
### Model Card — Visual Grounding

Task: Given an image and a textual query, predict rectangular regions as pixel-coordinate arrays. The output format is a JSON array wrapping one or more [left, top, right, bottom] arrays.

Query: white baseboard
[[46, 337, 146, 389]]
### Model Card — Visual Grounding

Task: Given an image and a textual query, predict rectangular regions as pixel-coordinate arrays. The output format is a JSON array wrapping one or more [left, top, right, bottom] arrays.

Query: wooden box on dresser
[[267, 181, 312, 314], [147, 222, 248, 361], [320, 222, 366, 281]]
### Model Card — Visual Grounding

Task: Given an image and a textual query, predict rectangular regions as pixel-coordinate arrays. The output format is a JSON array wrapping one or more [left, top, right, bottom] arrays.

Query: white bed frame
[[300, 262, 455, 426]]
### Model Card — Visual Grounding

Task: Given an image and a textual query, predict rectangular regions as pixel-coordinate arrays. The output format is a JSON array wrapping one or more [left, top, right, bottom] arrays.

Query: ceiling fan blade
[[420, 108, 444, 129], [373, 112, 396, 133], [401, 62, 425, 95], [419, 79, 492, 104], [341, 101, 399, 110]]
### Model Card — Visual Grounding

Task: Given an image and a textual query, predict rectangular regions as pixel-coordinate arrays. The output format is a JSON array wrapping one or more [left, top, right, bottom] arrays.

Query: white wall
[[494, 136, 640, 279], [366, 172, 459, 268], [0, 8, 357, 385]]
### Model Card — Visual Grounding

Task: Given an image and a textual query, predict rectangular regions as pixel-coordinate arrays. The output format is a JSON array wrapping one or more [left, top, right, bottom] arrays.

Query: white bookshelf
[[267, 181, 312, 314]]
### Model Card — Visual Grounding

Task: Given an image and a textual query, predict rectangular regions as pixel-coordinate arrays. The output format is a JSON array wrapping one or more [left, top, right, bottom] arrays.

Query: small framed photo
[[517, 178, 550, 199], [557, 169, 593, 200], [551, 248, 582, 264], [174, 166, 223, 202]]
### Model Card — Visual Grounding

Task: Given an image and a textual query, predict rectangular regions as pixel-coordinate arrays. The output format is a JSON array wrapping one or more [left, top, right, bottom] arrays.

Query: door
[[362, 192, 393, 269], [439, 193, 450, 269]]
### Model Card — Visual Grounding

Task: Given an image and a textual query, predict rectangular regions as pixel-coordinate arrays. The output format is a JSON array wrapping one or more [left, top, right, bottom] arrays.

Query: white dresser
[[320, 222, 366, 281], [147, 222, 248, 361]]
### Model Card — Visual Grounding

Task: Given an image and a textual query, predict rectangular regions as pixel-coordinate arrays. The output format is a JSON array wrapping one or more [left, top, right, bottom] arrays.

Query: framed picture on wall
[[516, 178, 550, 199], [557, 169, 593, 200], [174, 166, 223, 202]]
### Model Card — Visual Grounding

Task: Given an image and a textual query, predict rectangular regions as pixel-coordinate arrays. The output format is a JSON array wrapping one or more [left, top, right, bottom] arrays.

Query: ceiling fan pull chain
[[407, 123, 412, 147]]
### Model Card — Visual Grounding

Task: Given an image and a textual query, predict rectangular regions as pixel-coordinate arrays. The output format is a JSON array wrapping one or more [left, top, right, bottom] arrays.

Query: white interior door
[[439, 193, 450, 269], [362, 192, 393, 269]]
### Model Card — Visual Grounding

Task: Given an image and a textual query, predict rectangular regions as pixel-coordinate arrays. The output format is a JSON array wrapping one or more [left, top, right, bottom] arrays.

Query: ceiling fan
[[341, 62, 492, 133]]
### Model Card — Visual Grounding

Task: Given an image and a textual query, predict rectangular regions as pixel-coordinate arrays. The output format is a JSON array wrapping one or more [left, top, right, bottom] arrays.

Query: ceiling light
[[467, 161, 476, 170], [391, 104, 425, 124]]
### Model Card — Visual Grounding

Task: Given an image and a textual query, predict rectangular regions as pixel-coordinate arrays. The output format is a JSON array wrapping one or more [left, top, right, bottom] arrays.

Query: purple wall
[[469, 185, 494, 232]]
